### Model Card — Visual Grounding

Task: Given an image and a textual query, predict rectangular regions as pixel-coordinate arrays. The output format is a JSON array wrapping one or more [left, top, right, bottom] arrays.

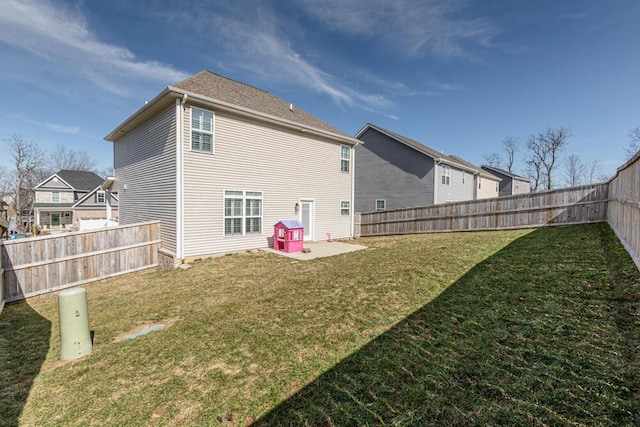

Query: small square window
[[375, 199, 386, 211]]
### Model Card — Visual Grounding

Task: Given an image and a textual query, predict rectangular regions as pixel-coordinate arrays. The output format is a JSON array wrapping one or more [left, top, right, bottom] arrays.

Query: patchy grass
[[0, 224, 638, 426]]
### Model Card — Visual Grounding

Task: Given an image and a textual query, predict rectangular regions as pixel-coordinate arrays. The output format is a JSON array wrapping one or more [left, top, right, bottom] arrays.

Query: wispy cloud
[[6, 113, 81, 135], [47, 124, 81, 134], [158, 2, 395, 116], [0, 0, 188, 96], [295, 0, 498, 59]]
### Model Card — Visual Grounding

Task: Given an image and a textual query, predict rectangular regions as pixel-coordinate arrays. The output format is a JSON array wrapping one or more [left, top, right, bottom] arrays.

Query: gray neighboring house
[[105, 70, 359, 266], [480, 165, 531, 196], [354, 123, 487, 212], [33, 170, 118, 230]]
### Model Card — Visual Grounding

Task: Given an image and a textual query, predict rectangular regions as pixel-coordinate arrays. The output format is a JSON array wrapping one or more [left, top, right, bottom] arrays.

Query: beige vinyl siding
[[477, 177, 501, 199], [39, 178, 72, 190], [182, 105, 352, 257], [113, 105, 177, 254]]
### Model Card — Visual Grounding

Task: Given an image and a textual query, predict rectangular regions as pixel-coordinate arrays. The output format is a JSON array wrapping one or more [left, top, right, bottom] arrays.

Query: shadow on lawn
[[0, 299, 51, 427], [256, 225, 639, 426]]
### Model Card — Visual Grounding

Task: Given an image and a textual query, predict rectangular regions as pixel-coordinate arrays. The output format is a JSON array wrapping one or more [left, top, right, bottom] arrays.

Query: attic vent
[[289, 103, 293, 112]]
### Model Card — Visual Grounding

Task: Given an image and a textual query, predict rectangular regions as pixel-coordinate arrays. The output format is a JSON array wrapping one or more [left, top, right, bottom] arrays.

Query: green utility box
[[58, 288, 92, 360]]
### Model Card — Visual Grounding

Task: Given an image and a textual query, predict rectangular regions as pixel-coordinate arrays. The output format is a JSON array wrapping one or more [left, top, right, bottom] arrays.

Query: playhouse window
[[224, 190, 262, 236], [191, 107, 214, 153], [97, 191, 105, 203], [340, 145, 351, 172]]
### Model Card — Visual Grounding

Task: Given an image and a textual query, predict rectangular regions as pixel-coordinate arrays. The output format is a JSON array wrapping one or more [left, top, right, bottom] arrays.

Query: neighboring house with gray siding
[[33, 170, 118, 230], [105, 70, 358, 266], [354, 124, 481, 212], [480, 165, 531, 196]]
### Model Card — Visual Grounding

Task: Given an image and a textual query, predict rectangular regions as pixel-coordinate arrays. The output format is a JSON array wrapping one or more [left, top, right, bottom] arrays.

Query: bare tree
[[625, 127, 640, 159], [564, 154, 585, 187], [49, 144, 97, 172], [525, 135, 545, 191], [526, 127, 570, 190], [483, 152, 501, 168], [3, 134, 46, 231], [583, 159, 604, 184], [502, 137, 519, 172]]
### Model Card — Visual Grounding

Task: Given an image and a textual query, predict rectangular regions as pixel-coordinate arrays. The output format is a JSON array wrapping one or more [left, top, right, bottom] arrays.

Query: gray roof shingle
[[56, 170, 104, 191], [173, 70, 352, 138]]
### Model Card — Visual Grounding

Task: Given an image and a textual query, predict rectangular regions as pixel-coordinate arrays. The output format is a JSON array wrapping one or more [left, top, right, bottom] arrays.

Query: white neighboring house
[[105, 70, 359, 267]]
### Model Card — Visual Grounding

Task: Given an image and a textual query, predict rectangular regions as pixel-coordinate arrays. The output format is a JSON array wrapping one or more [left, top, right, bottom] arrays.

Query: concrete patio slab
[[262, 240, 367, 260]]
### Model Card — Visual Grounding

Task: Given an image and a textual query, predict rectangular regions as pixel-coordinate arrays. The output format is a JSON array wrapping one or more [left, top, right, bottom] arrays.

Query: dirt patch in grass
[[113, 317, 181, 343]]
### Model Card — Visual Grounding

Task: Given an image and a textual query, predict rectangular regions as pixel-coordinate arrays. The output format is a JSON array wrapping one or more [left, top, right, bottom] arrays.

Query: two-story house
[[354, 124, 499, 212], [33, 170, 118, 230], [104, 70, 359, 267], [480, 165, 531, 196]]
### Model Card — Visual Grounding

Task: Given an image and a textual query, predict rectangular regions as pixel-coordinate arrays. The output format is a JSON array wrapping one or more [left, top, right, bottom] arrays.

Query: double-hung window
[[191, 107, 214, 153], [441, 165, 450, 185], [478, 176, 482, 189], [340, 145, 351, 172], [52, 191, 60, 203], [340, 200, 351, 216], [224, 190, 262, 236], [97, 191, 105, 203]]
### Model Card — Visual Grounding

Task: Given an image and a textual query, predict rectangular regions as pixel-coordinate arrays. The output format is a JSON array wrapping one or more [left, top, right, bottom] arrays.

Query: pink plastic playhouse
[[274, 220, 304, 253]]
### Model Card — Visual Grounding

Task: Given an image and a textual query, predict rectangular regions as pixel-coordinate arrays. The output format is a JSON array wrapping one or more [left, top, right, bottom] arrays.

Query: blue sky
[[1, 0, 639, 180]]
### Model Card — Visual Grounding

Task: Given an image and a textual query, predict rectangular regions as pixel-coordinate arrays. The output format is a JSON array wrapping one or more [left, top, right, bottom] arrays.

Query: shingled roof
[[172, 70, 351, 138], [56, 170, 104, 191]]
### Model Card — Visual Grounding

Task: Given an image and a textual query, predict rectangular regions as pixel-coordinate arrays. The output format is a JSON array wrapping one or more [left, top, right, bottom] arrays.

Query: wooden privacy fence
[[355, 184, 609, 237], [607, 152, 640, 269], [1, 221, 161, 303]]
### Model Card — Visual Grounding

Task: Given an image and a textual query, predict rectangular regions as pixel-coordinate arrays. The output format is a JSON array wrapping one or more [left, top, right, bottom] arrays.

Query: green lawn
[[1, 224, 638, 426]]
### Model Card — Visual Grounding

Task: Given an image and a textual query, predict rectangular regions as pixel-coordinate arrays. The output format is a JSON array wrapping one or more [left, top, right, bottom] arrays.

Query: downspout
[[176, 94, 188, 261], [350, 141, 360, 238], [433, 159, 440, 205]]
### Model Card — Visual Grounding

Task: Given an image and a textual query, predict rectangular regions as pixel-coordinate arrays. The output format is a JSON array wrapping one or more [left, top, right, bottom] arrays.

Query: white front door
[[299, 200, 314, 241]]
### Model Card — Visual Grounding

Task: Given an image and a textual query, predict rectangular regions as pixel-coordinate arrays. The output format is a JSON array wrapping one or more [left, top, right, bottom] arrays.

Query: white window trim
[[191, 107, 215, 153], [478, 176, 482, 189], [97, 191, 105, 204], [375, 199, 386, 211], [52, 191, 60, 203], [340, 200, 351, 216], [441, 165, 450, 185], [340, 144, 351, 173], [223, 190, 263, 237]]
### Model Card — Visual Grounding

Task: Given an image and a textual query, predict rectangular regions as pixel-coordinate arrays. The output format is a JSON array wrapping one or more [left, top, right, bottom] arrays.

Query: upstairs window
[[340, 145, 351, 172], [441, 165, 450, 185], [191, 107, 214, 153], [97, 191, 105, 204], [462, 171, 465, 184], [478, 176, 482, 189], [375, 199, 386, 211], [52, 191, 60, 203]]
